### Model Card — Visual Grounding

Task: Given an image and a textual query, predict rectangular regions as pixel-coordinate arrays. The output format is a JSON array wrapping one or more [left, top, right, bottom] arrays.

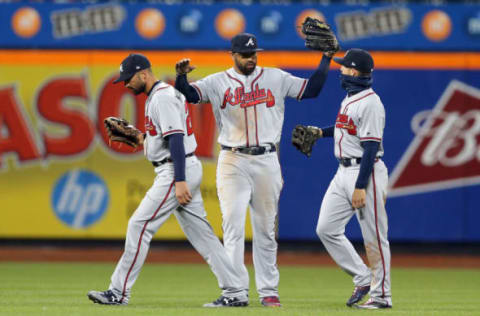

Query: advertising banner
[[280, 55, 480, 242], [1, 50, 480, 241], [0, 50, 226, 239], [1, 3, 480, 51]]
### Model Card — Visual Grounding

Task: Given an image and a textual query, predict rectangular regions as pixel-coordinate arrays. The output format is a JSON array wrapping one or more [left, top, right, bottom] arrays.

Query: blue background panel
[[1, 3, 480, 51], [277, 68, 480, 242]]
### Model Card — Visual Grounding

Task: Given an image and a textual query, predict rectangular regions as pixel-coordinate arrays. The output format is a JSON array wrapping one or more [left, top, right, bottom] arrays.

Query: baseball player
[[293, 49, 392, 309], [174, 31, 337, 306], [87, 53, 248, 307]]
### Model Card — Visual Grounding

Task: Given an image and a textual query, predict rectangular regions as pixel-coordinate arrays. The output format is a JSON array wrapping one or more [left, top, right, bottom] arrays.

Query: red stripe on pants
[[372, 169, 386, 297], [121, 181, 175, 302]]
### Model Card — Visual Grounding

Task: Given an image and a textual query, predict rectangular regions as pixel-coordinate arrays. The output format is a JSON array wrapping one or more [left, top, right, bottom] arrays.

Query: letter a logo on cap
[[246, 38, 254, 47], [119, 64, 123, 72]]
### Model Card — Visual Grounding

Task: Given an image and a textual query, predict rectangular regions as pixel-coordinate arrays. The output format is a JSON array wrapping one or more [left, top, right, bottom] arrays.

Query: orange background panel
[[0, 50, 480, 69]]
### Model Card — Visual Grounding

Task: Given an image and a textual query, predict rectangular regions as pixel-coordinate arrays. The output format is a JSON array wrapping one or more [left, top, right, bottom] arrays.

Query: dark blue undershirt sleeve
[[355, 141, 380, 189], [175, 74, 200, 103], [300, 55, 332, 100], [321, 126, 335, 138], [167, 133, 186, 182]]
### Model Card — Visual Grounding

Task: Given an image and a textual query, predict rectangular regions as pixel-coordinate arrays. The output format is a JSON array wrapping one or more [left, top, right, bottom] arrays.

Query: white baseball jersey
[[144, 82, 197, 161], [189, 65, 306, 299], [192, 66, 307, 147], [334, 88, 385, 159], [106, 83, 246, 305], [317, 87, 392, 307]]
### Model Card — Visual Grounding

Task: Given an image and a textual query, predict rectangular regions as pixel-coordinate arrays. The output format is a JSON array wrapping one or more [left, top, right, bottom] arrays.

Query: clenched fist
[[175, 58, 196, 76]]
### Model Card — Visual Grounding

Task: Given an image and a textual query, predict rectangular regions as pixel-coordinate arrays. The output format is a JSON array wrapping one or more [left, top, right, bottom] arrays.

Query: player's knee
[[252, 230, 277, 247], [221, 217, 245, 237], [127, 216, 144, 232], [316, 222, 332, 240], [223, 229, 244, 243], [221, 209, 240, 223]]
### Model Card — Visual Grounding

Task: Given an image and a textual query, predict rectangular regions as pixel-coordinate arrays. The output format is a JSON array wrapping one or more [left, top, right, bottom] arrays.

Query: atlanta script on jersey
[[191, 66, 307, 147], [334, 88, 385, 159]]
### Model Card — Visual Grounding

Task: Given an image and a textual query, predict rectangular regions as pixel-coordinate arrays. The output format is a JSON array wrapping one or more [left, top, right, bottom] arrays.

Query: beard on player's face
[[126, 74, 146, 95], [234, 53, 257, 76], [131, 82, 146, 95]]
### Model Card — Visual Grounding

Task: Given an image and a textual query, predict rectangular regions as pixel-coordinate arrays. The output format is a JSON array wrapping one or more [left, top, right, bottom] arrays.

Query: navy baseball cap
[[231, 33, 264, 53], [113, 53, 151, 84], [334, 49, 374, 74]]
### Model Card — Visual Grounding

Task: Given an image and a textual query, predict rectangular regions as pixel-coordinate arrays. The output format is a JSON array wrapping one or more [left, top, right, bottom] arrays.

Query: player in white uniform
[[87, 53, 248, 307], [175, 33, 333, 306], [301, 49, 392, 309]]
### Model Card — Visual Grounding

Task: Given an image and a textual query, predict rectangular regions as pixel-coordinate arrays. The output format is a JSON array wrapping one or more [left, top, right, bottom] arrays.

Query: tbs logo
[[52, 170, 109, 228], [389, 80, 480, 196]]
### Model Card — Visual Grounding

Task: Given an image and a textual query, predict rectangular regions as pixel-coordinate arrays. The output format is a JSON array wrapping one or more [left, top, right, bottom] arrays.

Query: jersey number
[[185, 102, 193, 136], [145, 104, 193, 137], [145, 116, 158, 136]]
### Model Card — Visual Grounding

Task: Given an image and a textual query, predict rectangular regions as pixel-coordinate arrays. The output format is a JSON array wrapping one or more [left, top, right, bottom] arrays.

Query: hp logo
[[52, 169, 109, 229]]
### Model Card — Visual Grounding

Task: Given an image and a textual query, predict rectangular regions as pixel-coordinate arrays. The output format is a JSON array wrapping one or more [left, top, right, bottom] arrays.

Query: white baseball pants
[[316, 160, 392, 306], [108, 156, 244, 303], [216, 150, 283, 298]]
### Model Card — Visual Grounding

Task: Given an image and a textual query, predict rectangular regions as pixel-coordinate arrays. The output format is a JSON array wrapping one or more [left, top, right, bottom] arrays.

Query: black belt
[[152, 153, 195, 167], [221, 144, 276, 155], [338, 157, 380, 167]]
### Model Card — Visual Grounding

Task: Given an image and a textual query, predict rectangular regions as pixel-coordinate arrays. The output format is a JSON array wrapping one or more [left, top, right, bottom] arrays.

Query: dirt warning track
[[1, 246, 479, 269]]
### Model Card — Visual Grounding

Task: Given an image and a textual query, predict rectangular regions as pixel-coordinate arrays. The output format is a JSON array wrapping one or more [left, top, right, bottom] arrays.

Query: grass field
[[1, 262, 479, 316]]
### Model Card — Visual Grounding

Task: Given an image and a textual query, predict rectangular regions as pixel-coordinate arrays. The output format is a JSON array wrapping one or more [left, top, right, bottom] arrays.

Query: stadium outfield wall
[[1, 50, 479, 242], [1, 1, 480, 242], [1, 2, 480, 51]]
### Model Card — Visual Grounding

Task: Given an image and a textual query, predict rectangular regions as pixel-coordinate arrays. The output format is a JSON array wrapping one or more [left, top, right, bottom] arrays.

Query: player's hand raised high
[[176, 58, 196, 76]]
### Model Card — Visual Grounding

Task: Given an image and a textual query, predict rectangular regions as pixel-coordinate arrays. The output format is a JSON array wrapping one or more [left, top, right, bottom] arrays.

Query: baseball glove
[[292, 124, 322, 157], [301, 17, 340, 54], [104, 117, 143, 148]]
